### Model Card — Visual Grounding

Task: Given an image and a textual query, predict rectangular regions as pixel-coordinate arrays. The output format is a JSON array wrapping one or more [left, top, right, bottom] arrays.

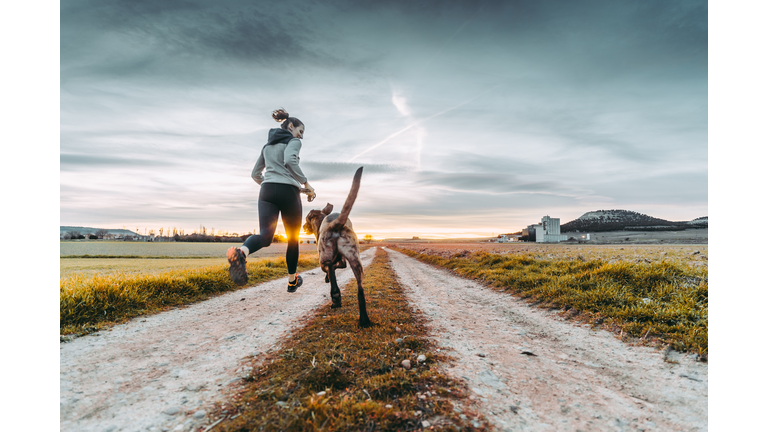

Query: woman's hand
[[302, 182, 316, 202]]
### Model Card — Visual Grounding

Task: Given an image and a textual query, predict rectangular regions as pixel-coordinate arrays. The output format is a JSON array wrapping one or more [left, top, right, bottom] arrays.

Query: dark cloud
[[588, 171, 707, 205], [413, 171, 564, 195], [432, 151, 549, 176], [60, 154, 177, 170], [61, 0, 343, 74], [301, 162, 411, 181]]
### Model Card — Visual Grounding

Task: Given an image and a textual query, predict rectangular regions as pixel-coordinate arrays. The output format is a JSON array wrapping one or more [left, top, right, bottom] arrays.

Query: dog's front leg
[[328, 266, 342, 308]]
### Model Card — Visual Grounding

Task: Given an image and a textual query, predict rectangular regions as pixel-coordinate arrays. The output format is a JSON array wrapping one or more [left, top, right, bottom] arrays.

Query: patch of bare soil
[[385, 248, 707, 432], [59, 249, 375, 432]]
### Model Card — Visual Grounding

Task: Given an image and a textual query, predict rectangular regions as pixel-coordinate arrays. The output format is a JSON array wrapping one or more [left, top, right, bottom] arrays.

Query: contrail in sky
[[347, 83, 505, 163]]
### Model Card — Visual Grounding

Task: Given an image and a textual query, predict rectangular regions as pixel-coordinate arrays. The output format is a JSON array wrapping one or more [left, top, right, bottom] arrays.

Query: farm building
[[495, 234, 521, 243], [523, 216, 568, 243]]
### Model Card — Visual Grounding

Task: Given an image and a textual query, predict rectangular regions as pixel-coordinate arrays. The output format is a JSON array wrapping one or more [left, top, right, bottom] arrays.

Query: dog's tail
[[327, 166, 363, 232]]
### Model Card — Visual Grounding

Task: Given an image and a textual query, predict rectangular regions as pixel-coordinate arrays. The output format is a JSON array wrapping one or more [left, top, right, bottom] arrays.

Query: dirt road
[[59, 249, 375, 432], [384, 247, 707, 432]]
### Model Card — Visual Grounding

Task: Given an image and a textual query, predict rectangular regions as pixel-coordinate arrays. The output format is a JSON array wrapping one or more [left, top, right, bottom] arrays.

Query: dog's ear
[[321, 203, 333, 215]]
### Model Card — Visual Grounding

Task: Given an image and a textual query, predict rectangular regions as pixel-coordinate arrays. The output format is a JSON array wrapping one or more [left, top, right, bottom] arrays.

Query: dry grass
[[390, 243, 708, 267], [60, 254, 319, 336], [213, 248, 489, 432], [393, 245, 708, 358]]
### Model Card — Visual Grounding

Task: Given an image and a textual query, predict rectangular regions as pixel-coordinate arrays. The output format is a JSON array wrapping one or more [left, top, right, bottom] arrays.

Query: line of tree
[[62, 225, 301, 243], [173, 233, 248, 243], [172, 233, 288, 243], [62, 231, 86, 240]]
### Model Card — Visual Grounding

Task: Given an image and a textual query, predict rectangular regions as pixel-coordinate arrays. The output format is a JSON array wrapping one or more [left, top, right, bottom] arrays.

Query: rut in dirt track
[[60, 249, 375, 432], [385, 248, 707, 432]]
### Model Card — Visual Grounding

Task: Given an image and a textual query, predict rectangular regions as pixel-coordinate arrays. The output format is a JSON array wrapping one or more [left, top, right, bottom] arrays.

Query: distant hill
[[60, 226, 138, 236], [560, 210, 708, 232]]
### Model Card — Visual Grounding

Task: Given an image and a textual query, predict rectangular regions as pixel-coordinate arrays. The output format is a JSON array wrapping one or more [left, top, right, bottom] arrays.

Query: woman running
[[227, 108, 316, 291]]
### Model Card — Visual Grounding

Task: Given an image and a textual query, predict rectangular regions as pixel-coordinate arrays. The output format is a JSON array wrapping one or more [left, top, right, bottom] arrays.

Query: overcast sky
[[60, 0, 708, 238]]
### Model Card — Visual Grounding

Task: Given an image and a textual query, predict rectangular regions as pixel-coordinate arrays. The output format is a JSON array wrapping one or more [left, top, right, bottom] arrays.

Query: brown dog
[[303, 167, 371, 327]]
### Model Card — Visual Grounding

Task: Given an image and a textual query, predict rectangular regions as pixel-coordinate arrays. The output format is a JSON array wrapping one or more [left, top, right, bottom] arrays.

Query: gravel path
[[385, 248, 707, 432], [60, 249, 375, 432]]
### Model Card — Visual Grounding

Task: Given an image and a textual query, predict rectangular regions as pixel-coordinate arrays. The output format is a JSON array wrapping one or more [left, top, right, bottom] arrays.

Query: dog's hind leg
[[349, 258, 371, 327], [328, 266, 342, 308]]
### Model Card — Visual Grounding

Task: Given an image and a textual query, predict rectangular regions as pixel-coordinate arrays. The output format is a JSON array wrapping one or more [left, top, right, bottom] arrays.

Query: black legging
[[242, 183, 302, 274]]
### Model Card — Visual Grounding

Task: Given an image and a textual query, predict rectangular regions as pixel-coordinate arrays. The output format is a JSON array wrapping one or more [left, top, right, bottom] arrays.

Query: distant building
[[521, 224, 535, 242], [523, 216, 568, 243], [496, 234, 520, 243]]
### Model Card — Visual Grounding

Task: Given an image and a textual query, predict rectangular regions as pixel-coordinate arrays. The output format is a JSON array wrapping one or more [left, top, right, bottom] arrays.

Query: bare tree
[[95, 229, 109, 239], [67, 230, 84, 239]]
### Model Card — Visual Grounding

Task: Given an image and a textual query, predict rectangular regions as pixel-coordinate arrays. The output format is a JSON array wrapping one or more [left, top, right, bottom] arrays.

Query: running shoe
[[287, 275, 303, 293]]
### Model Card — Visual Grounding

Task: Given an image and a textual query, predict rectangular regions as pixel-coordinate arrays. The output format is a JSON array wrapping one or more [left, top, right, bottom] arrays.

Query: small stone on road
[[163, 406, 181, 416]]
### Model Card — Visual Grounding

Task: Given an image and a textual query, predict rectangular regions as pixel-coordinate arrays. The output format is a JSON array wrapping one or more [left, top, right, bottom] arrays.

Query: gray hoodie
[[251, 128, 308, 188]]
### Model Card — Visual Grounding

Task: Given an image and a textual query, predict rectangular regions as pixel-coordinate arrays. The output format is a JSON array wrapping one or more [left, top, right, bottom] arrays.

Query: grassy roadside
[[393, 247, 708, 358], [213, 247, 489, 432], [60, 254, 319, 336]]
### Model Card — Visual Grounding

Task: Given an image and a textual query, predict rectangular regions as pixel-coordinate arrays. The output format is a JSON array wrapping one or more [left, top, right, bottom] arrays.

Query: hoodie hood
[[267, 128, 295, 145]]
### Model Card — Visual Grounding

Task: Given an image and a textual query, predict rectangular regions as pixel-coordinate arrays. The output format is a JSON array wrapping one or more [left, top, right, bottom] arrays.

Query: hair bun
[[272, 108, 290, 123]]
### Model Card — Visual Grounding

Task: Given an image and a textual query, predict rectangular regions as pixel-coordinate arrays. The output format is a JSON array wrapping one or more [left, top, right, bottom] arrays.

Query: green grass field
[[60, 241, 318, 258], [60, 257, 227, 278]]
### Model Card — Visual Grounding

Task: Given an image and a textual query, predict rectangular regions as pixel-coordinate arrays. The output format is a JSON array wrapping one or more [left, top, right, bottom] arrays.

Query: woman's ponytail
[[272, 108, 304, 130]]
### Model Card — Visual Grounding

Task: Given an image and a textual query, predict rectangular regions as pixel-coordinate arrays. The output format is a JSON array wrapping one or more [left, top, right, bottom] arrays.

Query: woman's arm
[[251, 150, 266, 184], [284, 139, 308, 185]]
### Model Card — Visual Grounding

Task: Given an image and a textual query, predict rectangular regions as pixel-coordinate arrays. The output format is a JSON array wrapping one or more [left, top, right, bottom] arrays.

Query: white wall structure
[[497, 235, 518, 243], [536, 215, 568, 243]]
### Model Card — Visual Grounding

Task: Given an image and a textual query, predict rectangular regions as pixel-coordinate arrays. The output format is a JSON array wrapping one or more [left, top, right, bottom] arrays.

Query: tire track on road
[[385, 248, 707, 432], [60, 249, 375, 432]]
